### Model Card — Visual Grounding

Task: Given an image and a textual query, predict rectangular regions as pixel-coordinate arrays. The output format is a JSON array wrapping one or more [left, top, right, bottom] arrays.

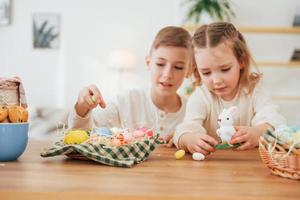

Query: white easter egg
[[192, 152, 205, 161]]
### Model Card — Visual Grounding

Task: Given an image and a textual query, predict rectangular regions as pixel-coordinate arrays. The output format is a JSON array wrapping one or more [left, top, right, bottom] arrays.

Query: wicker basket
[[259, 136, 300, 180]]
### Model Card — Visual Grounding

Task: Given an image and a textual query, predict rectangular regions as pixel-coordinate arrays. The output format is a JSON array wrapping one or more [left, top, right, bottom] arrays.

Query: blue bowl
[[0, 123, 29, 162]]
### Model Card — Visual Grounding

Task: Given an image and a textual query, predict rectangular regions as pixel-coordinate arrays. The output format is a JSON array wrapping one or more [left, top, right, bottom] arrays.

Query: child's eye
[[174, 66, 184, 70], [221, 68, 231, 72], [156, 63, 165, 67], [202, 72, 211, 76]]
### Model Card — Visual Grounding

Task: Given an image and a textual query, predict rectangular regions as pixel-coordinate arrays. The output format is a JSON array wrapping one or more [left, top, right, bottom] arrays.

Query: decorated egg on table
[[64, 130, 89, 144], [93, 127, 112, 137], [175, 149, 185, 160], [192, 152, 205, 161]]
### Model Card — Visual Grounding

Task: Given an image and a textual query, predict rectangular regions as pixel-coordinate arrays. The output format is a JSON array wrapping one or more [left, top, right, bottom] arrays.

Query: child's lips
[[214, 87, 226, 92], [159, 82, 173, 88]]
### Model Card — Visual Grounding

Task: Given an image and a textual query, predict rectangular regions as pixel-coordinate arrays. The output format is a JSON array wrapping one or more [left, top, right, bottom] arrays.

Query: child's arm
[[231, 84, 286, 150], [68, 85, 121, 130], [173, 87, 218, 155]]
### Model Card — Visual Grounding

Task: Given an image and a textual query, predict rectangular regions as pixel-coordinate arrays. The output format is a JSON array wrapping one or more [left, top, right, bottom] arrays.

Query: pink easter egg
[[138, 127, 148, 133], [133, 130, 145, 138], [146, 130, 154, 137]]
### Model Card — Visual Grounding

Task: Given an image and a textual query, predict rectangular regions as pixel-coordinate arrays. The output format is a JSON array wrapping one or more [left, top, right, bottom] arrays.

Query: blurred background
[[0, 0, 300, 137]]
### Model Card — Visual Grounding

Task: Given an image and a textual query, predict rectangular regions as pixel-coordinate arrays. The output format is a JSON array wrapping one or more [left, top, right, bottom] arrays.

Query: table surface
[[0, 140, 299, 200]]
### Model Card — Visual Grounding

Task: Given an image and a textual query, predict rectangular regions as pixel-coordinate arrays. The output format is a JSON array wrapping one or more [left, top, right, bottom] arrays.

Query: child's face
[[195, 42, 241, 101], [147, 46, 189, 97]]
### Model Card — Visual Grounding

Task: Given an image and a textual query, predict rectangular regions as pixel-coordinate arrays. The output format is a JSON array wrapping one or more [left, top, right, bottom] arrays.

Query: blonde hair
[[150, 26, 196, 80], [192, 22, 261, 93]]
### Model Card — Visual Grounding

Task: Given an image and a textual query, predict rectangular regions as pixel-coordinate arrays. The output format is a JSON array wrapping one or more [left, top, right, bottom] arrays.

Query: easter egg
[[91, 95, 97, 103], [192, 152, 205, 161], [146, 130, 154, 137], [138, 127, 148, 132], [110, 127, 122, 134], [64, 130, 89, 144], [133, 130, 145, 138], [174, 149, 185, 160], [94, 127, 112, 137]]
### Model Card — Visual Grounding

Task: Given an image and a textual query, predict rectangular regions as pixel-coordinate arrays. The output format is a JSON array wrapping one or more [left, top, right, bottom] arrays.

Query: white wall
[[0, 0, 300, 124]]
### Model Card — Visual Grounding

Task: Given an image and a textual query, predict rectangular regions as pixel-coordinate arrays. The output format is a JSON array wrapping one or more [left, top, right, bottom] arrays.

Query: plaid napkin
[[41, 134, 164, 167]]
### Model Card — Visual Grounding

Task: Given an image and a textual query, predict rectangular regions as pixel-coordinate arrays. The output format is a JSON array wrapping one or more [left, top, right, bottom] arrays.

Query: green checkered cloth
[[41, 134, 164, 167]]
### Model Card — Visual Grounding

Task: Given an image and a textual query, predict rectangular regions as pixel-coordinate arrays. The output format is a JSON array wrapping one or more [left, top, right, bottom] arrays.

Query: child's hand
[[163, 132, 174, 148], [230, 126, 261, 150], [75, 84, 106, 117], [179, 132, 218, 155]]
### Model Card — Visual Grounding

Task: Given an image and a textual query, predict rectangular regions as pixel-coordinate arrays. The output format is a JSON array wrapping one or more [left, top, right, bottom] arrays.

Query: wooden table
[[0, 140, 299, 200]]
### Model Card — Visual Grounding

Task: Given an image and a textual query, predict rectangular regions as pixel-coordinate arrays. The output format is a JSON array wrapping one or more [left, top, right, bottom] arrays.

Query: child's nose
[[162, 66, 172, 78], [212, 74, 223, 84]]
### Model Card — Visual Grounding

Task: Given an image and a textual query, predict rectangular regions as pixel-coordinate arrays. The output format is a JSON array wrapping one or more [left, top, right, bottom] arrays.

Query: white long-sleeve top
[[173, 83, 286, 148], [68, 89, 187, 136]]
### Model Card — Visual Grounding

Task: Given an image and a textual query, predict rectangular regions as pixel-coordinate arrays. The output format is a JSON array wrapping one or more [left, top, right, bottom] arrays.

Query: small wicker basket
[[259, 136, 300, 180]]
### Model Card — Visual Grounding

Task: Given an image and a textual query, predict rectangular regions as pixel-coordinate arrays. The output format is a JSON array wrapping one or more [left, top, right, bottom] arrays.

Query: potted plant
[[184, 0, 235, 24]]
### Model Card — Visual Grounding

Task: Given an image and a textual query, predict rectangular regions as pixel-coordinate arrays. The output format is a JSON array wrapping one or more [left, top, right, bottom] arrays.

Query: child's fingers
[[165, 138, 174, 148], [232, 127, 246, 138], [163, 132, 173, 142], [187, 145, 207, 155], [88, 85, 106, 108], [192, 145, 210, 155], [234, 141, 251, 151], [201, 134, 218, 146], [84, 95, 97, 109], [198, 139, 215, 152], [230, 133, 248, 145]]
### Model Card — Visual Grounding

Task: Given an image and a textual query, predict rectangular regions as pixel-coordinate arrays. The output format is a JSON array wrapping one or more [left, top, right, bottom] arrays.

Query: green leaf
[[184, 0, 235, 23]]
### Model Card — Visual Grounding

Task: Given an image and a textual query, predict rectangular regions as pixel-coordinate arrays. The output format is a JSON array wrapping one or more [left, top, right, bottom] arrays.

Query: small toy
[[174, 149, 185, 159], [64, 129, 89, 144], [192, 152, 205, 161], [216, 106, 237, 145]]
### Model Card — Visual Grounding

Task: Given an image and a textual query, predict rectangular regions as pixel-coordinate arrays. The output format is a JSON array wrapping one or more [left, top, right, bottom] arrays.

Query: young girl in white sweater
[[174, 22, 286, 155], [68, 26, 195, 145]]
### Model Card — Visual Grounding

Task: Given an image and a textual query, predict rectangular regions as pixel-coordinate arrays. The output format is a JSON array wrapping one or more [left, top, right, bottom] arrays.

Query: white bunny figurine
[[216, 106, 238, 145]]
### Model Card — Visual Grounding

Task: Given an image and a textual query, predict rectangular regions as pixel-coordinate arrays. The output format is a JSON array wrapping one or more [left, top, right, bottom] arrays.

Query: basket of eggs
[[41, 126, 164, 167], [0, 77, 29, 162], [259, 125, 300, 180]]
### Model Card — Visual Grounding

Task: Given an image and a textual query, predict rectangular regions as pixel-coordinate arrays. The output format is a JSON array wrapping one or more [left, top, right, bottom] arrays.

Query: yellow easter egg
[[174, 149, 185, 160], [64, 130, 89, 144]]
